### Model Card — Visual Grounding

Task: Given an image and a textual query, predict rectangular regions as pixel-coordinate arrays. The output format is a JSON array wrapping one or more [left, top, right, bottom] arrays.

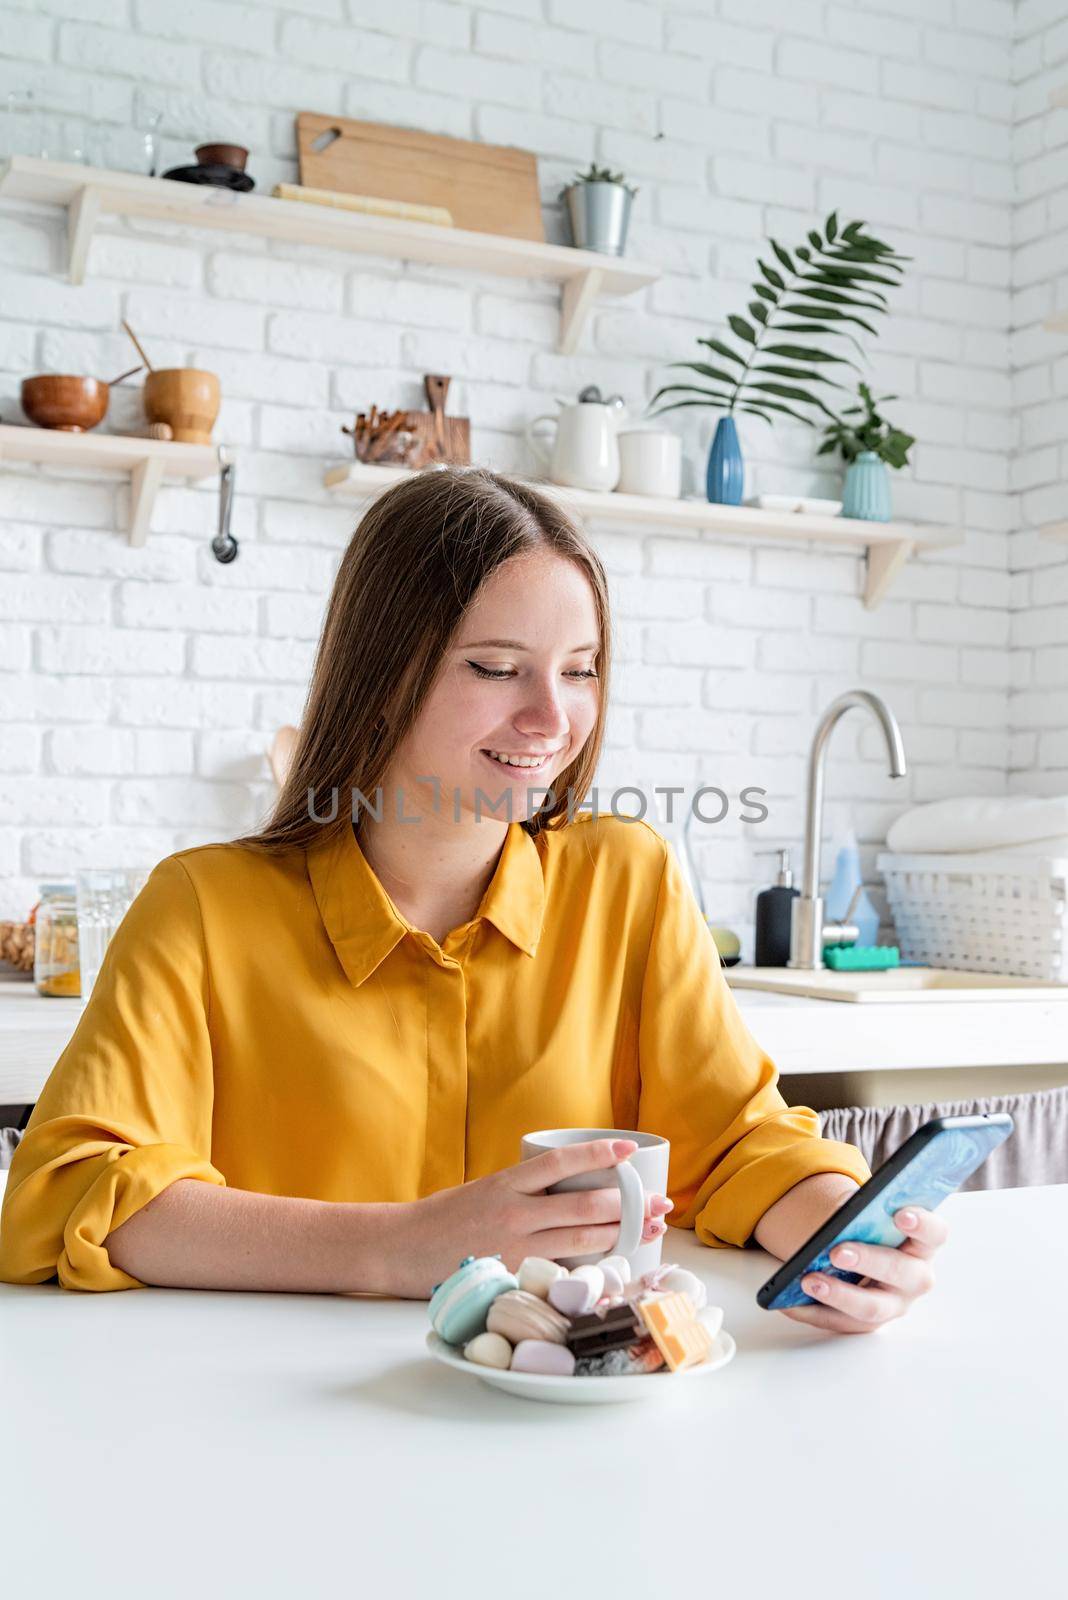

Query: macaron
[[463, 1331, 513, 1371], [487, 1289, 570, 1346], [510, 1340, 576, 1377], [428, 1255, 519, 1346], [517, 1256, 569, 1300]]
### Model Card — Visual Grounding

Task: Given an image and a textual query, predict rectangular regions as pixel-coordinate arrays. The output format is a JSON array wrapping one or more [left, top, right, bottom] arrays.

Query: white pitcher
[[525, 401, 622, 492]]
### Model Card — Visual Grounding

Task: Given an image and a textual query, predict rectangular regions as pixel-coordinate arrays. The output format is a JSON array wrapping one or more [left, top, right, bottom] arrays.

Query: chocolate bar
[[565, 1302, 641, 1358]]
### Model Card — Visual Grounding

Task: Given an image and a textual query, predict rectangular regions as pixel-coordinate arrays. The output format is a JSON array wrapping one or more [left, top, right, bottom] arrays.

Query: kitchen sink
[[726, 966, 1068, 1004]]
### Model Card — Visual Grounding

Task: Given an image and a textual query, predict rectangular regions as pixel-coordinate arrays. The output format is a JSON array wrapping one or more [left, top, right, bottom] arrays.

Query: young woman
[[0, 468, 945, 1334]]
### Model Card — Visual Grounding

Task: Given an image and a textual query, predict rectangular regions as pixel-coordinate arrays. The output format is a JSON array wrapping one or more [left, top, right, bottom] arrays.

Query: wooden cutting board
[[296, 112, 544, 242], [407, 375, 470, 467]]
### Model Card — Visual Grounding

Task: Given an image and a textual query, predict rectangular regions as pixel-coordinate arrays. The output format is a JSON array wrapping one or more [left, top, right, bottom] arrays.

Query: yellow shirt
[[0, 813, 871, 1291]]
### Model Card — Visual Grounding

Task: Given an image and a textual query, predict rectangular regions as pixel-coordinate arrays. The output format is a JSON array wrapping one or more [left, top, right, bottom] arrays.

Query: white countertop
[[1, 1176, 1062, 1600], [3, 969, 1066, 1104]]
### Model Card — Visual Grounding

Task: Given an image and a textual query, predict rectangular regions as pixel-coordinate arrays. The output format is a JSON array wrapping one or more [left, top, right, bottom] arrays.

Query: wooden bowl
[[143, 368, 220, 444], [195, 143, 248, 172], [21, 374, 109, 432]]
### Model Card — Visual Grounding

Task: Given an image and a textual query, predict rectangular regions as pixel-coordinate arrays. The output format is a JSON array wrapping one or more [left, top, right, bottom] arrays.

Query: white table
[[1, 1179, 1062, 1600]]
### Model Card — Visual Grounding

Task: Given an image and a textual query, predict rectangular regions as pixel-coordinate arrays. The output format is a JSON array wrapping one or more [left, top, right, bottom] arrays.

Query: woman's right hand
[[390, 1138, 673, 1298]]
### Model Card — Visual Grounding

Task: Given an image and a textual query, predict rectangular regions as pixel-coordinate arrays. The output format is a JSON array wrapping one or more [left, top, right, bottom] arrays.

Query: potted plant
[[650, 212, 908, 505], [561, 163, 638, 258], [818, 382, 915, 522]]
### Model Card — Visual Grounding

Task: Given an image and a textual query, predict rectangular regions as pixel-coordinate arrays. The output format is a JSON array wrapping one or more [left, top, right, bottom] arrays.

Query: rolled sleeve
[[0, 856, 226, 1291], [635, 835, 871, 1249]]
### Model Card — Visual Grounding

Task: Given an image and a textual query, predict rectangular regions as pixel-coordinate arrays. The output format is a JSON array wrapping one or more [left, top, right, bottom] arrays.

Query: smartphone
[[756, 1112, 1015, 1311]]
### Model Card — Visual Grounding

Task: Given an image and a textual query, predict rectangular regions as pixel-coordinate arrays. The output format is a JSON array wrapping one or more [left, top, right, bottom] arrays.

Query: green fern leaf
[[771, 240, 796, 275], [780, 303, 878, 337], [696, 338, 746, 366]]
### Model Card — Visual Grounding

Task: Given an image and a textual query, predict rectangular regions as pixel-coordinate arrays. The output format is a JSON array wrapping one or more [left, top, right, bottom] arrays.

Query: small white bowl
[[426, 1328, 736, 1405]]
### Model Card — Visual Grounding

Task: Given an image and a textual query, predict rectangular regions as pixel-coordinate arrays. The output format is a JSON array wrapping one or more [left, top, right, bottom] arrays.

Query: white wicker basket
[[876, 852, 1068, 982]]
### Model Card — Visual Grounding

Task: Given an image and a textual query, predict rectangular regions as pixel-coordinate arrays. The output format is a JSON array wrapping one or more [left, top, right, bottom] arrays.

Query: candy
[[565, 1302, 642, 1359], [463, 1332, 513, 1371], [487, 1289, 570, 1346], [517, 1256, 569, 1300], [575, 1338, 666, 1377], [699, 1304, 724, 1340], [636, 1291, 714, 1373], [548, 1264, 604, 1317], [511, 1340, 576, 1377], [428, 1255, 519, 1346], [600, 1255, 632, 1285], [640, 1264, 707, 1309], [599, 1262, 626, 1298], [572, 1264, 605, 1298]]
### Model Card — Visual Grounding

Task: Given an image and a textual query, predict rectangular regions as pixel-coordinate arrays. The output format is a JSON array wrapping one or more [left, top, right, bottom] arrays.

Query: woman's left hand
[[779, 1207, 948, 1335]]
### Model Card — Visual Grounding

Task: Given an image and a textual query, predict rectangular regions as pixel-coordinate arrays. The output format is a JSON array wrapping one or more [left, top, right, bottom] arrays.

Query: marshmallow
[[463, 1331, 513, 1370], [549, 1273, 601, 1317], [699, 1304, 724, 1340], [645, 1266, 707, 1309], [511, 1339, 576, 1377], [572, 1265, 605, 1300], [599, 1262, 626, 1298], [517, 1256, 569, 1300], [600, 1255, 632, 1285]]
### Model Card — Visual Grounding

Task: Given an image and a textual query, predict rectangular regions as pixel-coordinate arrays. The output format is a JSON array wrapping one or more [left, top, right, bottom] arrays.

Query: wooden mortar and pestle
[[20, 363, 144, 432], [123, 321, 221, 444]]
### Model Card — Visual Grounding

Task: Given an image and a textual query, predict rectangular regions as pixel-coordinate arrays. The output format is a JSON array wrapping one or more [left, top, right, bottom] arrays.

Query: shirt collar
[[306, 821, 546, 988]]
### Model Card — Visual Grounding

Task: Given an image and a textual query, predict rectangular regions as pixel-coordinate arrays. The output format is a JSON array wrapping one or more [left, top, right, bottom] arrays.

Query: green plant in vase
[[650, 212, 908, 505], [818, 382, 915, 522]]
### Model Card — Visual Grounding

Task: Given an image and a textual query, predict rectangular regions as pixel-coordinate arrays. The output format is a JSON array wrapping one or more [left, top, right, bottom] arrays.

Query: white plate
[[426, 1328, 736, 1405], [744, 493, 843, 517]]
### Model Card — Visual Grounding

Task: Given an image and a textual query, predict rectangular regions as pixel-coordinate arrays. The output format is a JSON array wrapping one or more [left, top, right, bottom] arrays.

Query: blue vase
[[706, 415, 744, 505], [841, 450, 891, 522]]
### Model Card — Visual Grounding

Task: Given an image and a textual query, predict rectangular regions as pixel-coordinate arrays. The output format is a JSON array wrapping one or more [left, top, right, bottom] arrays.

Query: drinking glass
[[133, 91, 163, 176], [75, 868, 151, 1001], [2, 89, 38, 161]]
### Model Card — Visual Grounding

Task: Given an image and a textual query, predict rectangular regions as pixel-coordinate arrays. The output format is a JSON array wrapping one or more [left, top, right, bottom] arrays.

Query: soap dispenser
[[754, 849, 799, 968]]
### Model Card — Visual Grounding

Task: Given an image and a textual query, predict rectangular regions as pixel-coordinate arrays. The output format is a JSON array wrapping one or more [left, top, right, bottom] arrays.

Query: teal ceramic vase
[[841, 450, 891, 522]]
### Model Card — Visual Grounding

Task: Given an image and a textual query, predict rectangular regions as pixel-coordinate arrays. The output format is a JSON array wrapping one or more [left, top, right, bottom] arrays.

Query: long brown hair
[[233, 466, 613, 855]]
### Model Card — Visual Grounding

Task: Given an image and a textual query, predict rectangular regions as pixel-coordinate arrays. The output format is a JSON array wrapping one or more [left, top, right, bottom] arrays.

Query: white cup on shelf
[[616, 428, 682, 498]]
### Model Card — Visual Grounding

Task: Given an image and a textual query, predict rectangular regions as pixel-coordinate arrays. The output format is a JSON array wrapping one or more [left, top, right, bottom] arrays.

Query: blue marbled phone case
[[763, 1116, 1014, 1310]]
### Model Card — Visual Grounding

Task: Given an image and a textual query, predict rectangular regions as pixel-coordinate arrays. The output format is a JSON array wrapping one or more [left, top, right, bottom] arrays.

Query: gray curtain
[[1, 1127, 23, 1169], [820, 1084, 1068, 1190]]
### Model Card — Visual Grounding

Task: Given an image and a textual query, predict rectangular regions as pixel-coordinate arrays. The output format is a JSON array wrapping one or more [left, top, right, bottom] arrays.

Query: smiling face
[[387, 548, 602, 827]]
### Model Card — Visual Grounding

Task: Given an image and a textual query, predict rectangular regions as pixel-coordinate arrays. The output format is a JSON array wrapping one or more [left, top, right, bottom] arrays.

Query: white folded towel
[[886, 795, 1068, 855]]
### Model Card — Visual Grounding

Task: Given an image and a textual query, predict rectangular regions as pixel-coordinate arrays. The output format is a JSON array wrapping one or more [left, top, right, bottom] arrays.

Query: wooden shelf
[[325, 461, 958, 608], [0, 156, 658, 354], [0, 423, 217, 544]]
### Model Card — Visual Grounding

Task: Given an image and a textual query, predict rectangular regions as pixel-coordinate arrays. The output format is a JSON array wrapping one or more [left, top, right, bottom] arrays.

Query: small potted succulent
[[818, 382, 915, 522], [561, 162, 638, 257]]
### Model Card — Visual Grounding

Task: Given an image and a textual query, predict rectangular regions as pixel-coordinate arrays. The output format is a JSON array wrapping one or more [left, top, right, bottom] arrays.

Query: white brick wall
[[1010, 1, 1068, 799], [0, 0, 1058, 957]]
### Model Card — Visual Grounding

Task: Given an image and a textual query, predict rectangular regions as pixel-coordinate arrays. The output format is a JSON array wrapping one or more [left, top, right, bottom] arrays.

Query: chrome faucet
[[788, 690, 907, 969]]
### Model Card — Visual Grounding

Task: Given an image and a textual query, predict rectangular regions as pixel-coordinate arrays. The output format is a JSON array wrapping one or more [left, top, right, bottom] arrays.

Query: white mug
[[519, 1127, 671, 1277], [525, 402, 621, 493], [616, 429, 682, 498]]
